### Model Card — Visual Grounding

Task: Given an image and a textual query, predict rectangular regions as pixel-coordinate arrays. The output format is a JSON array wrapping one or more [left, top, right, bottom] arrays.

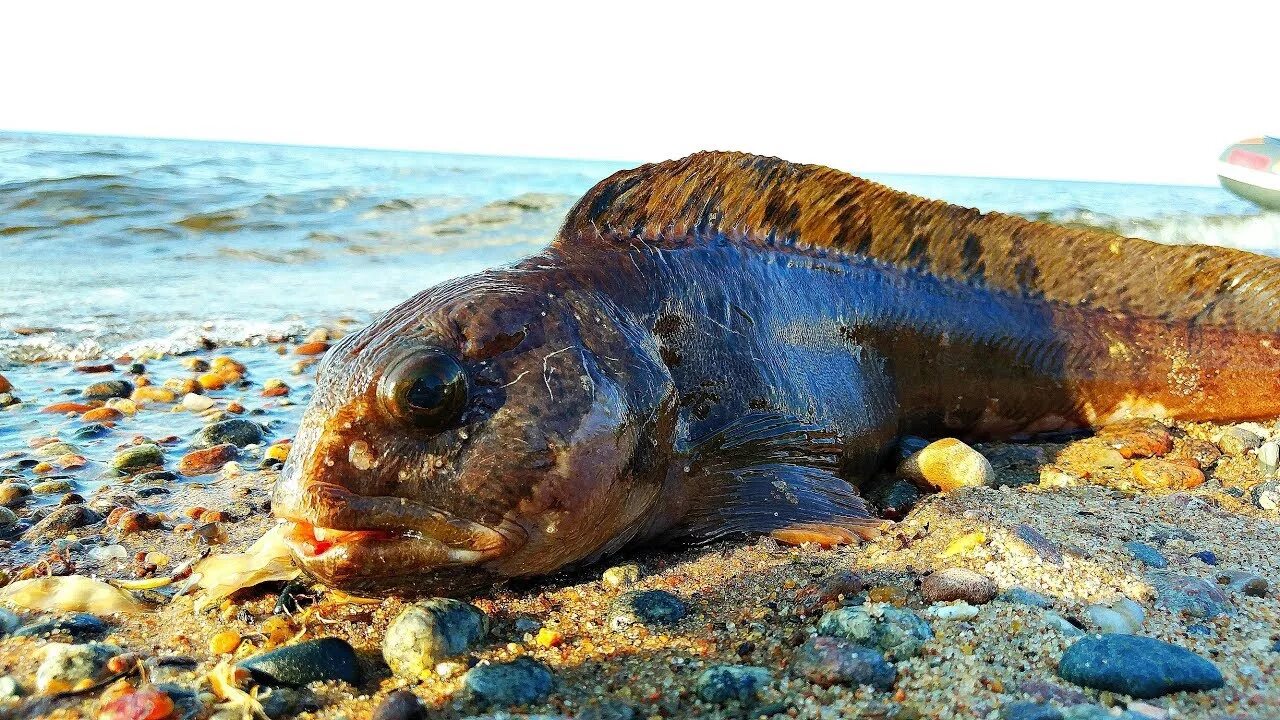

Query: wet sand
[[1, 334, 1278, 720]]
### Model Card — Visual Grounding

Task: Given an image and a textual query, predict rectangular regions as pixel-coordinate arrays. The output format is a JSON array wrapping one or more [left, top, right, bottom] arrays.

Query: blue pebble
[[1186, 624, 1213, 636], [1058, 634, 1223, 699], [1124, 541, 1167, 569], [1190, 550, 1218, 565], [465, 657, 554, 706]]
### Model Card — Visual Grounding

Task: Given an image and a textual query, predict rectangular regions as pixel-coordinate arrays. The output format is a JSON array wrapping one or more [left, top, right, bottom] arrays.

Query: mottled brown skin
[[273, 151, 1280, 595]]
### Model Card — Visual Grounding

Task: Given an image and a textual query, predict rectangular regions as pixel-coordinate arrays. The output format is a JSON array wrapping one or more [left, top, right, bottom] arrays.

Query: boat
[[1218, 136, 1280, 211]]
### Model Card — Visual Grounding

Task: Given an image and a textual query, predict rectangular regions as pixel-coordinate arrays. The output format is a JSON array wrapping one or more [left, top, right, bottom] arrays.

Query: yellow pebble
[[145, 551, 169, 567], [266, 443, 291, 462], [535, 628, 563, 647], [941, 531, 987, 558], [106, 398, 138, 415], [132, 386, 176, 403], [210, 630, 242, 655], [72, 678, 96, 691]]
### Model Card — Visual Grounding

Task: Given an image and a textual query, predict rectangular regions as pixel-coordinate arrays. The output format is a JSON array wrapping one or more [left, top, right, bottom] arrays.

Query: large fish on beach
[[273, 151, 1280, 594]]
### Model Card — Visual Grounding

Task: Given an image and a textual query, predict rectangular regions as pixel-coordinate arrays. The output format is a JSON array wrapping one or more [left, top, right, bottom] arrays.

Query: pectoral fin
[[670, 412, 887, 544]]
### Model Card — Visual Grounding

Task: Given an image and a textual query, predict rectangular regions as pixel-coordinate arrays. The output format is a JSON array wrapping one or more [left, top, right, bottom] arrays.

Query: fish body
[[273, 152, 1280, 594]]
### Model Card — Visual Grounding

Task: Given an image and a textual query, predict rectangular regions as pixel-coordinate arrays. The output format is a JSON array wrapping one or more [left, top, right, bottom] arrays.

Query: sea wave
[[1032, 208, 1280, 255]]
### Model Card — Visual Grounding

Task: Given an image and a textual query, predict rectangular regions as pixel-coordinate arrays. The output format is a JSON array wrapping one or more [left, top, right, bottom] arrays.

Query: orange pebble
[[41, 402, 95, 414], [82, 406, 124, 422], [210, 630, 242, 654], [295, 341, 331, 355]]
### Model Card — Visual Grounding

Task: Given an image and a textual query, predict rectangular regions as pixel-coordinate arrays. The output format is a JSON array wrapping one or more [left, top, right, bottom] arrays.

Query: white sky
[[3, 1, 1278, 185]]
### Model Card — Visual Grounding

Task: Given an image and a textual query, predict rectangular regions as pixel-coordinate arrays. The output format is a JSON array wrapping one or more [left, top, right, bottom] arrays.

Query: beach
[[2, 133, 1280, 719]]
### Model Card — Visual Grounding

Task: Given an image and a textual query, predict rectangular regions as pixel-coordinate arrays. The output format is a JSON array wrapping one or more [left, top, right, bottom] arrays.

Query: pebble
[[22, 504, 102, 541], [1215, 569, 1268, 597], [210, 630, 242, 654], [791, 636, 896, 690], [36, 441, 80, 458], [383, 599, 489, 679], [695, 664, 772, 703], [922, 601, 980, 621], [178, 443, 239, 476], [1147, 571, 1231, 618], [110, 444, 164, 473], [257, 686, 321, 718], [35, 642, 119, 693], [80, 406, 123, 422], [0, 374, 10, 393], [73, 423, 112, 439], [815, 604, 933, 661], [464, 657, 554, 706], [372, 689, 428, 720], [98, 685, 176, 720], [238, 637, 359, 687], [82, 380, 134, 400], [1002, 701, 1065, 720], [865, 477, 921, 518], [999, 587, 1054, 609], [1130, 459, 1204, 490], [899, 437, 995, 492], [1096, 419, 1173, 459], [0, 608, 20, 637], [0, 506, 17, 531], [1058, 634, 1223, 698], [921, 568, 997, 604], [195, 418, 265, 448], [601, 563, 641, 588], [1085, 599, 1144, 634], [1124, 541, 1167, 569], [1013, 524, 1063, 564], [1217, 426, 1263, 455], [1259, 441, 1279, 472], [1251, 481, 1280, 511], [262, 378, 290, 397], [1190, 550, 1217, 565], [0, 676, 19, 699], [131, 386, 176, 403], [0, 483, 31, 506], [609, 590, 688, 628], [14, 613, 108, 640], [1042, 611, 1085, 638], [182, 393, 215, 412], [32, 479, 74, 494]]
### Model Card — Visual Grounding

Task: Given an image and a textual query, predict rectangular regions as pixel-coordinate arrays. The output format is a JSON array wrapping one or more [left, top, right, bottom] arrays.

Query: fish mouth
[[276, 482, 514, 593]]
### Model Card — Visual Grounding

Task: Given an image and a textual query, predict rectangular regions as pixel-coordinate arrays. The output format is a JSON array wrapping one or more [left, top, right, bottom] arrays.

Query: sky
[[3, 1, 1278, 185]]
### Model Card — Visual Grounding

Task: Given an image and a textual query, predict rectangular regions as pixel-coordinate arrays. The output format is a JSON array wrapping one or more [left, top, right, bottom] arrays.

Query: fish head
[[273, 267, 677, 595]]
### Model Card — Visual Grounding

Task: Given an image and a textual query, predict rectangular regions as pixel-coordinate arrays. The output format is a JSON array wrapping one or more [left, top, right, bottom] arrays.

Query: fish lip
[[275, 482, 515, 583]]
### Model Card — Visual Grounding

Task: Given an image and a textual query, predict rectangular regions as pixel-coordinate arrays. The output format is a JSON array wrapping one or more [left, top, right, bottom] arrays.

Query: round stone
[[383, 599, 488, 680], [921, 568, 997, 605], [791, 636, 895, 689], [1058, 634, 1223, 699], [815, 605, 933, 661], [695, 664, 772, 703], [464, 657, 554, 706], [609, 590, 688, 629]]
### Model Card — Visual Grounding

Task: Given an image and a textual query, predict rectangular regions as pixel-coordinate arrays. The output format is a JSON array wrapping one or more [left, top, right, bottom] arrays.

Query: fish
[[272, 151, 1280, 594]]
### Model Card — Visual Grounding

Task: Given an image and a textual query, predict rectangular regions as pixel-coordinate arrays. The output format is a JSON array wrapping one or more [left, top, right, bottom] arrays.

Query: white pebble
[[922, 601, 979, 620], [183, 393, 215, 411]]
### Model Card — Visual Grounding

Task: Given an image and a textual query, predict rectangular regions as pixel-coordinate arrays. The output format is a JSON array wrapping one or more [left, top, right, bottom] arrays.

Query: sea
[[3, 131, 1278, 367]]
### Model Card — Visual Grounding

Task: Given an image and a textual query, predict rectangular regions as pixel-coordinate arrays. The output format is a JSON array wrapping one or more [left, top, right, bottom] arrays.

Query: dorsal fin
[[555, 151, 1280, 330]]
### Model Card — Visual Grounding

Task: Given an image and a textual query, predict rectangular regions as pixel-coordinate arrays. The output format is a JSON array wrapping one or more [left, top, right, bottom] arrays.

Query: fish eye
[[379, 350, 469, 431]]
